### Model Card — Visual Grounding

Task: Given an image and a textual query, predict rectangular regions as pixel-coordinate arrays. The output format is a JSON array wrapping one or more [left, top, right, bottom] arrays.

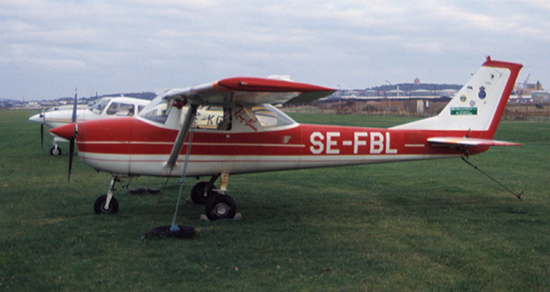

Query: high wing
[[427, 137, 523, 147], [163, 77, 335, 170], [162, 77, 335, 106]]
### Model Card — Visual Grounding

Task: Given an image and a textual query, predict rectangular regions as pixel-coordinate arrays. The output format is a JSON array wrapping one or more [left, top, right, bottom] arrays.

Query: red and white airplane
[[51, 57, 522, 221]]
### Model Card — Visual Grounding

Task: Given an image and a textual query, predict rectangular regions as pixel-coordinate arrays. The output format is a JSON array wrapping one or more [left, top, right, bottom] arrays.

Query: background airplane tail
[[392, 57, 522, 139]]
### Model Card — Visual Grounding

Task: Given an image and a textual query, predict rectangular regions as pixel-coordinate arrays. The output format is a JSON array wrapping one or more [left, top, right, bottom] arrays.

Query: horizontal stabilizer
[[427, 137, 522, 147]]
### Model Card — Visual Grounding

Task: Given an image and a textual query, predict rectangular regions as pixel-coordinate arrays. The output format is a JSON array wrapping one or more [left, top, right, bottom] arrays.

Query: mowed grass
[[1, 109, 549, 291]]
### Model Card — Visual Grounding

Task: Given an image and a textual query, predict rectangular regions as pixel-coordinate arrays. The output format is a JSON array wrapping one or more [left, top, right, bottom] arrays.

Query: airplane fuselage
[[72, 115, 483, 178]]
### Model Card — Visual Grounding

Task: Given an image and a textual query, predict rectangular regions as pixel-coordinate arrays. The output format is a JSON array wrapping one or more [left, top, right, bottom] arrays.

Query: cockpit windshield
[[140, 96, 170, 124], [89, 99, 111, 115]]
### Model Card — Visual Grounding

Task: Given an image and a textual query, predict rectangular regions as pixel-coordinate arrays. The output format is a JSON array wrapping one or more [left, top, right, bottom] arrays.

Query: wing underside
[[163, 77, 335, 106]]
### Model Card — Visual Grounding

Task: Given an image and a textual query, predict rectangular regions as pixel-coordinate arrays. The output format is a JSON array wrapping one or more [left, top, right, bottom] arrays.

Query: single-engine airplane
[[51, 57, 522, 221], [30, 96, 151, 155]]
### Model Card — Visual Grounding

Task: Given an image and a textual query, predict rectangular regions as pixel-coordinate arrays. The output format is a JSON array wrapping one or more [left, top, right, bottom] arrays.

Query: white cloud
[[1, 0, 549, 99]]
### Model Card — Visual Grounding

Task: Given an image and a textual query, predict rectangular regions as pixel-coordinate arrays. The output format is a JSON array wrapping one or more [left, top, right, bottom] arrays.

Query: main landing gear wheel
[[205, 194, 237, 221], [50, 146, 61, 156], [191, 181, 216, 204], [94, 194, 119, 214]]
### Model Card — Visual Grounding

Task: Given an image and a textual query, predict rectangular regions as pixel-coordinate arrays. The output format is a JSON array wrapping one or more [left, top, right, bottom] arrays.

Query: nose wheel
[[50, 138, 65, 156], [94, 194, 119, 214], [50, 145, 61, 156], [94, 175, 121, 214]]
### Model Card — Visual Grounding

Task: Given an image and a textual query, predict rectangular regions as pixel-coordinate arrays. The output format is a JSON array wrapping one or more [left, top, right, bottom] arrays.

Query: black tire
[[205, 195, 237, 221], [149, 225, 196, 239], [94, 194, 119, 214], [191, 181, 215, 204], [50, 146, 61, 156]]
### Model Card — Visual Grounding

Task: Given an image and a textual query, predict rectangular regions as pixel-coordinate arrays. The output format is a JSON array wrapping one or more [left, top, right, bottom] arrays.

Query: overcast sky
[[2, 0, 549, 100]]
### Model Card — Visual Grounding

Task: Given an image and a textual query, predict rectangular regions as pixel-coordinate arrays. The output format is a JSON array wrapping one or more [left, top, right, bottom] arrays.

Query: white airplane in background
[[30, 96, 151, 155]]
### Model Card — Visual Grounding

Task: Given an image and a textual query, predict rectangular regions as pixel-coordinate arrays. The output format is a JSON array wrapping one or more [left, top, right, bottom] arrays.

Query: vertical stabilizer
[[392, 57, 522, 139]]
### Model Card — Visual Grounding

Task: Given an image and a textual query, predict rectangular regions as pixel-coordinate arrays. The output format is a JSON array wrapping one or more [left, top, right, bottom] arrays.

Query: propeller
[[68, 91, 78, 182], [40, 108, 45, 149]]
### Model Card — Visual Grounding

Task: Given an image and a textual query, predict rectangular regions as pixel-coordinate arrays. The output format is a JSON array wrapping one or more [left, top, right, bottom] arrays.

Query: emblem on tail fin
[[478, 86, 486, 99]]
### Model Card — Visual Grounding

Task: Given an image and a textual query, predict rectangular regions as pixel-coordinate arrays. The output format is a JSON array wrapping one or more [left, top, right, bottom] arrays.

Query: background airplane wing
[[427, 137, 523, 147], [162, 77, 335, 106]]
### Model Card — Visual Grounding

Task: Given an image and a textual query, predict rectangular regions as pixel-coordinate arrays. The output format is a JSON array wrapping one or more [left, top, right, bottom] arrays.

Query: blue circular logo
[[478, 86, 486, 99]]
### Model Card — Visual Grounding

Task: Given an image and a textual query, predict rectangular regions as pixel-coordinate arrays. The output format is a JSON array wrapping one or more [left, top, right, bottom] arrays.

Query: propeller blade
[[68, 90, 78, 182], [71, 91, 77, 123], [40, 108, 45, 149], [40, 124, 44, 149], [68, 137, 74, 182]]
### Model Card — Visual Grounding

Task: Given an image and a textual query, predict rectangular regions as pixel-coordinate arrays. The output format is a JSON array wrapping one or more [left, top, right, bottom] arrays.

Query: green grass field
[[1, 109, 549, 291]]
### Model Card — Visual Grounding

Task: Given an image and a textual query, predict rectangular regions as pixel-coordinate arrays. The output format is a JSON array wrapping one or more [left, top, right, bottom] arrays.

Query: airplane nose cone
[[29, 114, 43, 124], [50, 122, 76, 139]]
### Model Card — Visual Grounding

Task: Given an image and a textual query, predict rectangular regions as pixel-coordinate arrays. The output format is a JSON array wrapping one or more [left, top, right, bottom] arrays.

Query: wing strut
[[164, 103, 198, 170], [144, 103, 199, 240]]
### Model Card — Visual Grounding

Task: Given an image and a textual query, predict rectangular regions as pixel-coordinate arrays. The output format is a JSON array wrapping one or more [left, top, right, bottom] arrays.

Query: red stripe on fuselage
[[76, 118, 486, 158]]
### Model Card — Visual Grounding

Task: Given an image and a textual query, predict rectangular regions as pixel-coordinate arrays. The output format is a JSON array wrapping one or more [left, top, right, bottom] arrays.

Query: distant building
[[532, 91, 550, 102], [518, 81, 543, 98]]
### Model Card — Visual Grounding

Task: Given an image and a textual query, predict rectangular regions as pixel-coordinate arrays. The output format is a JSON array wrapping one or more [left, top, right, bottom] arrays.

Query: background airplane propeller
[[39, 108, 45, 149]]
